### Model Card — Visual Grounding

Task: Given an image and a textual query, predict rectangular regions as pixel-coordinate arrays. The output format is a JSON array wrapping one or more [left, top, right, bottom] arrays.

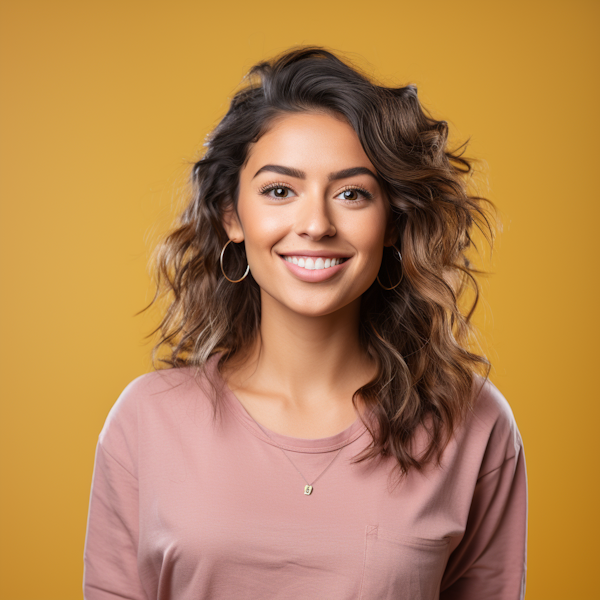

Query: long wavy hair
[[139, 46, 497, 482]]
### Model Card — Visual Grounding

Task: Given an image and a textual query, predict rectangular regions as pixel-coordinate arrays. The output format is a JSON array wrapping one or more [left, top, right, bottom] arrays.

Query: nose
[[293, 191, 337, 240]]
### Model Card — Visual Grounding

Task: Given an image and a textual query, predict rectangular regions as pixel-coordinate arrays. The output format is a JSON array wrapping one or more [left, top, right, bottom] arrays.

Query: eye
[[336, 186, 373, 203], [258, 183, 297, 199]]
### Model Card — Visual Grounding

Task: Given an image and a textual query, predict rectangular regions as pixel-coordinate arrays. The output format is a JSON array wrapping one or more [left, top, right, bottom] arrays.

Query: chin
[[285, 296, 359, 318]]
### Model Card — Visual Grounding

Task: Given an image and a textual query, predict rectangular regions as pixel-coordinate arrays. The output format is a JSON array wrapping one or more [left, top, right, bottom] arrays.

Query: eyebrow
[[252, 164, 380, 183]]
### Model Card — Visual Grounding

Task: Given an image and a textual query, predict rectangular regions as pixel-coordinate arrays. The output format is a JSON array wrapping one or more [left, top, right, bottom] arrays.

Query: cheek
[[345, 214, 387, 259], [238, 199, 285, 244], [238, 206, 289, 279], [244, 210, 288, 251], [348, 227, 388, 285]]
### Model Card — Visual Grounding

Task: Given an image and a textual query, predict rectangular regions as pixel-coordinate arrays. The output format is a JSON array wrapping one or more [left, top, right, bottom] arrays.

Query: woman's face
[[224, 111, 395, 317]]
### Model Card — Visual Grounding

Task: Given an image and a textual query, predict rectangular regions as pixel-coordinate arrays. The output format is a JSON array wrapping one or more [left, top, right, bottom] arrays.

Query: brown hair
[[139, 46, 497, 483]]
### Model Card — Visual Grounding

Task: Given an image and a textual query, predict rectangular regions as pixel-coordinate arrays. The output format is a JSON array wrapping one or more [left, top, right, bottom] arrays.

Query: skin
[[221, 111, 397, 439]]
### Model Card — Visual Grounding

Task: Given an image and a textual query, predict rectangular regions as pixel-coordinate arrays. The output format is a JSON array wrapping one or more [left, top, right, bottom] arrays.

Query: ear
[[221, 202, 244, 243], [383, 218, 399, 248]]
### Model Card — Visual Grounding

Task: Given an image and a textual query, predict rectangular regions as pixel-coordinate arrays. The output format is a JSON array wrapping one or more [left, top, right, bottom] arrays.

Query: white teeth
[[283, 256, 346, 270]]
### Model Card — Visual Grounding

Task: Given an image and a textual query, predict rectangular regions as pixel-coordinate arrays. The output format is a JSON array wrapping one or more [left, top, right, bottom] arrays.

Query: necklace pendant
[[304, 485, 313, 495]]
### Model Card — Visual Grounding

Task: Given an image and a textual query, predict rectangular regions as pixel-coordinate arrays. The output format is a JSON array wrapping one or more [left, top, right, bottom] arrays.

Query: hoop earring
[[376, 244, 403, 290], [220, 239, 250, 283]]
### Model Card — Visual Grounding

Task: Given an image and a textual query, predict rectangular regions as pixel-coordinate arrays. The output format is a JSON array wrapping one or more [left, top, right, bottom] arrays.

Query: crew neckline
[[209, 354, 370, 454]]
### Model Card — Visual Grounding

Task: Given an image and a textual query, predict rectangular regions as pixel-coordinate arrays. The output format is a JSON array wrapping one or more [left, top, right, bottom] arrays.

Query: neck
[[226, 291, 376, 414]]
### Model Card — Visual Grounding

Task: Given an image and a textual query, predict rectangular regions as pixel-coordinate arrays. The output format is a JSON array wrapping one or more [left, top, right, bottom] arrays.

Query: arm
[[440, 444, 528, 599], [83, 440, 147, 600]]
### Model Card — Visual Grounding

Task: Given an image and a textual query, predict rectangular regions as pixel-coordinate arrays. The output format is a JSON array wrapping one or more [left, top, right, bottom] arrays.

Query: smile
[[281, 256, 348, 270], [278, 253, 351, 282]]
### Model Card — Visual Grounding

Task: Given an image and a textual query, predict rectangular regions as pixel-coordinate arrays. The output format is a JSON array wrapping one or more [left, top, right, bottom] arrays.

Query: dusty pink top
[[83, 354, 527, 599]]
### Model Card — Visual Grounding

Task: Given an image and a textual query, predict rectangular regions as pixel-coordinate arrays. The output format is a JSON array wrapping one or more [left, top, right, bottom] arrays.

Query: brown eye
[[259, 184, 296, 199], [336, 186, 373, 202]]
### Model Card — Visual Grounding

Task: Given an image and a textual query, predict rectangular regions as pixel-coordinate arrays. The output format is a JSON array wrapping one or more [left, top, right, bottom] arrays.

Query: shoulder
[[452, 374, 524, 476], [97, 365, 216, 473], [100, 368, 194, 434], [472, 375, 522, 449]]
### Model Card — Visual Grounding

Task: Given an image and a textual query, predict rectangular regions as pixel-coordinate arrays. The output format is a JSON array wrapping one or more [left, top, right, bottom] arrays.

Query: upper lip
[[277, 250, 352, 258]]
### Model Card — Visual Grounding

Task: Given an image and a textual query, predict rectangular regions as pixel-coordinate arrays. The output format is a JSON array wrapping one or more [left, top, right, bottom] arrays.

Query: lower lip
[[278, 255, 350, 282]]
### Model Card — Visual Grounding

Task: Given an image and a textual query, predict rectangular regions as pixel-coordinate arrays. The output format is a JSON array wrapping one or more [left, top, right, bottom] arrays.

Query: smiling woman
[[83, 47, 527, 599]]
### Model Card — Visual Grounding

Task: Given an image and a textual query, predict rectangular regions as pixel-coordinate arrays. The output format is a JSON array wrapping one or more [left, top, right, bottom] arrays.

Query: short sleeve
[[440, 438, 528, 599]]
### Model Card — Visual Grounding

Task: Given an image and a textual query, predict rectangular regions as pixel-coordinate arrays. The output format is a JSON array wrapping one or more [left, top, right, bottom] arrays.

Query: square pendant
[[304, 485, 313, 495]]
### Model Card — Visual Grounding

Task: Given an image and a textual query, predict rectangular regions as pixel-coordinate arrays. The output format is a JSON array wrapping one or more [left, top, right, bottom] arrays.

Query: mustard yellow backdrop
[[1, 0, 598, 598]]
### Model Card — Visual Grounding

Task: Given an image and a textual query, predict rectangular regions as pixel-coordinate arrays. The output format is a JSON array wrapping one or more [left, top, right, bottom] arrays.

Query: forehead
[[242, 111, 376, 177]]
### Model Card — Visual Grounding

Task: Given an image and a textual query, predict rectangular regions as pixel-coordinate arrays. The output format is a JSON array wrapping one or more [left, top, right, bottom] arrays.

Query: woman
[[83, 47, 527, 599]]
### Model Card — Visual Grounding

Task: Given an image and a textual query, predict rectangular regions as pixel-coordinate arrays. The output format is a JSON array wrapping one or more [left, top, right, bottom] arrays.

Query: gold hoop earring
[[220, 239, 250, 283], [376, 244, 403, 290]]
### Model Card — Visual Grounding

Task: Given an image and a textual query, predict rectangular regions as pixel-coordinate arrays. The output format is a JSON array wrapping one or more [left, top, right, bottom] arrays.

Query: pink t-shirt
[[83, 354, 527, 599]]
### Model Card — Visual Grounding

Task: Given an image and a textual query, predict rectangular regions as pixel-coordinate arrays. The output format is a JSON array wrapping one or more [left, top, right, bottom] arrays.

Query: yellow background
[[1, 1, 598, 598]]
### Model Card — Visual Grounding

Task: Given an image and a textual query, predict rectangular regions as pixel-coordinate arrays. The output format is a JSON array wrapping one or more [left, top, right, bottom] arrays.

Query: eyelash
[[258, 182, 374, 203]]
